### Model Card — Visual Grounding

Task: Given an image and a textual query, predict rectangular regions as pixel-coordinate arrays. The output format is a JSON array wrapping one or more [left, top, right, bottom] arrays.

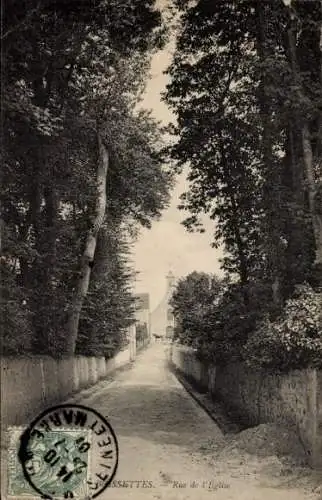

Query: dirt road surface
[[66, 343, 321, 500], [2, 343, 321, 499]]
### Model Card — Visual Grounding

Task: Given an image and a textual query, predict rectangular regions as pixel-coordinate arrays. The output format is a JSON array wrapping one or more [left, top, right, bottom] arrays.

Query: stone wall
[[171, 346, 211, 391], [171, 345, 322, 469], [1, 347, 132, 430], [215, 363, 322, 468]]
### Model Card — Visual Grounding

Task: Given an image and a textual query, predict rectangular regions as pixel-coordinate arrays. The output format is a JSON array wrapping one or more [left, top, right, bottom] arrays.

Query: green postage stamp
[[8, 427, 91, 498], [7, 404, 119, 499]]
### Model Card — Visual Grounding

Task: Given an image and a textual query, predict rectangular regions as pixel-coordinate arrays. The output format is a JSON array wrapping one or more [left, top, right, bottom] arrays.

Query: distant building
[[134, 293, 150, 337], [150, 271, 176, 339]]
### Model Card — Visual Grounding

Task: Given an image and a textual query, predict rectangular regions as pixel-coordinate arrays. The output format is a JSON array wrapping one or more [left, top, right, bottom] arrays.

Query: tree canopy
[[165, 0, 322, 371], [170, 271, 223, 348], [165, 0, 321, 296], [1, 0, 172, 356]]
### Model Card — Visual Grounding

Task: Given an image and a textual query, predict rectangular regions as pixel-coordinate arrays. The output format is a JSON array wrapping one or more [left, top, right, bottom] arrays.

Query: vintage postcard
[[1, 0, 322, 499]]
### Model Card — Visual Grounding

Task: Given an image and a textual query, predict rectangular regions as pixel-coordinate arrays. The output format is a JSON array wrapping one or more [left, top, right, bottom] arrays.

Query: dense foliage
[[76, 220, 135, 358], [171, 274, 322, 370], [170, 272, 223, 347], [1, 0, 172, 357], [243, 284, 322, 371], [165, 0, 321, 288], [165, 0, 322, 371]]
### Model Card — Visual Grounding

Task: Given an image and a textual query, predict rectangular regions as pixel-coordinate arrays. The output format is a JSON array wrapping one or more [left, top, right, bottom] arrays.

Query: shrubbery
[[172, 273, 321, 372], [243, 284, 322, 371], [170, 272, 223, 350]]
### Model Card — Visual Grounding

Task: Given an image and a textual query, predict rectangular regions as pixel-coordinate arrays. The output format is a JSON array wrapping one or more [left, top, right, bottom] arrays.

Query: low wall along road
[[171, 345, 322, 470], [1, 341, 148, 432]]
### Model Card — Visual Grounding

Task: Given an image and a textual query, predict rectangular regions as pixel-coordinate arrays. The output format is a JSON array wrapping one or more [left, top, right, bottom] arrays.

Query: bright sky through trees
[[133, 41, 224, 309]]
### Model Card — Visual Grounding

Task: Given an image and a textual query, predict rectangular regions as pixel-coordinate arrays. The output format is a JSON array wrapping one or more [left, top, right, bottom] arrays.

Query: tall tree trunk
[[302, 123, 322, 266], [65, 130, 109, 355], [256, 0, 282, 305], [286, 3, 322, 278], [314, 6, 322, 273]]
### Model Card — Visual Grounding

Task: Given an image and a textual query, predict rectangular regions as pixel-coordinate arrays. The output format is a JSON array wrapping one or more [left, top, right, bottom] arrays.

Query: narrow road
[[68, 343, 320, 500]]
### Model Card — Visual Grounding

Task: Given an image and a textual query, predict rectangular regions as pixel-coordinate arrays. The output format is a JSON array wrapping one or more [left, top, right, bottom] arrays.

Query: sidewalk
[[67, 343, 320, 500]]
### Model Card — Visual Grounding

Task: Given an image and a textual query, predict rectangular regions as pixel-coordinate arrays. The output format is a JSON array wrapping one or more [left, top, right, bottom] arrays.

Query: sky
[[131, 37, 224, 311]]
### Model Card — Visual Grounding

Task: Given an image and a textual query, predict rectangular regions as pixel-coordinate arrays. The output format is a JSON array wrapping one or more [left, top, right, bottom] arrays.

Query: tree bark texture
[[287, 6, 322, 272], [66, 130, 109, 355]]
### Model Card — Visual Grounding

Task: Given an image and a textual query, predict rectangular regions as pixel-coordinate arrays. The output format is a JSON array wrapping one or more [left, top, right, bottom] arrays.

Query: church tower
[[150, 271, 176, 339], [166, 270, 176, 291]]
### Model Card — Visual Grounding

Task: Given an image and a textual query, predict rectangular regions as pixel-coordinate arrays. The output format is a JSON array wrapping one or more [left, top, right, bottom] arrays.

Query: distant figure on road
[[153, 334, 163, 342]]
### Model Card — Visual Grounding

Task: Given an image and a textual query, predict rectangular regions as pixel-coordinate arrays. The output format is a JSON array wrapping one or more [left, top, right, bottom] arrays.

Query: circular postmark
[[18, 404, 118, 499]]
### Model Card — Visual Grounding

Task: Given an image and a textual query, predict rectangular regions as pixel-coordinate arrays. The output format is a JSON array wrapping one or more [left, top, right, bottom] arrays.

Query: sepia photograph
[[1, 0, 322, 499]]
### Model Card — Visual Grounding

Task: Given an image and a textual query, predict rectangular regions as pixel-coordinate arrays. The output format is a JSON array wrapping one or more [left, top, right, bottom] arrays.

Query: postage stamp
[[8, 404, 118, 499]]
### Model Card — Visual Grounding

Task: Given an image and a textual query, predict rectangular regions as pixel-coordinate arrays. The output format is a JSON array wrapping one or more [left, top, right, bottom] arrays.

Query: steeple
[[166, 270, 175, 290]]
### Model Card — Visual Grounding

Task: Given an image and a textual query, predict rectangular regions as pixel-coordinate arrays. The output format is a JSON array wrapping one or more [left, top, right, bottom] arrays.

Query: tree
[[171, 271, 277, 364], [66, 130, 109, 354], [165, 1, 266, 288], [64, 53, 172, 354], [165, 0, 321, 371], [165, 0, 320, 297], [282, 0, 322, 278], [1, 0, 172, 356], [76, 218, 135, 358], [170, 272, 223, 347]]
